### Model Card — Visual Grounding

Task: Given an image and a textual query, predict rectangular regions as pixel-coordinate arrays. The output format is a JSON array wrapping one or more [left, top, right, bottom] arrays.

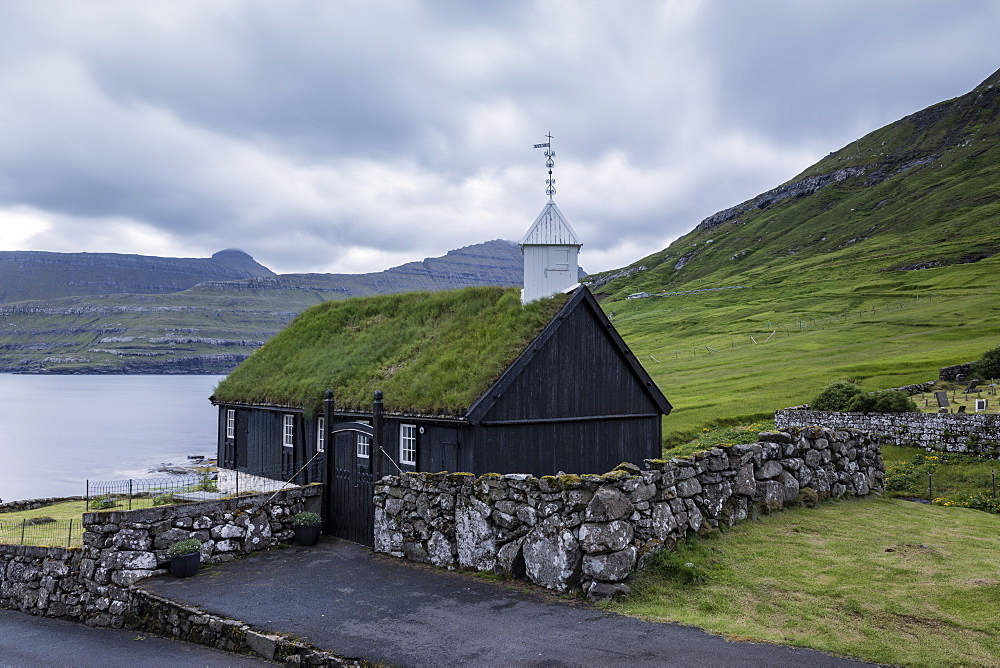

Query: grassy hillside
[[586, 68, 1000, 447]]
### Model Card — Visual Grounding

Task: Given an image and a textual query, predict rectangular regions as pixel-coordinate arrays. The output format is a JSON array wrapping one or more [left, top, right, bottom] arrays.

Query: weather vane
[[533, 132, 556, 200]]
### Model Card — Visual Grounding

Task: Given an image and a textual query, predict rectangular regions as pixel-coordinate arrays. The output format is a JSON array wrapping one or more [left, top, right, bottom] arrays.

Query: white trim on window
[[399, 424, 416, 465], [317, 417, 325, 453], [357, 433, 371, 459], [226, 409, 235, 439], [283, 414, 295, 448]]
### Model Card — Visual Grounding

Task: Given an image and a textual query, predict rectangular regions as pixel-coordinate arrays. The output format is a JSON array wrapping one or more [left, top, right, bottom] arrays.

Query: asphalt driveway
[[141, 538, 874, 667]]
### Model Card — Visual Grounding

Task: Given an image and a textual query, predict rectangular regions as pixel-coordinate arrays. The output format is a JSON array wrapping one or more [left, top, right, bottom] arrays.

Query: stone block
[[578, 520, 633, 555], [651, 502, 678, 540], [675, 477, 702, 498], [522, 517, 581, 591], [755, 460, 783, 480], [211, 524, 246, 540], [582, 545, 637, 583], [584, 487, 634, 522]]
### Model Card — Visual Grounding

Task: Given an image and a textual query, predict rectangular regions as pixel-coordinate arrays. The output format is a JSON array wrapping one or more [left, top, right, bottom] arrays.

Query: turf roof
[[212, 286, 569, 416]]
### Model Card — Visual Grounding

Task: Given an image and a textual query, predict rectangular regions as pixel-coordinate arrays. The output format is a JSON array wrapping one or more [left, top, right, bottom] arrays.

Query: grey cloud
[[0, 0, 998, 275]]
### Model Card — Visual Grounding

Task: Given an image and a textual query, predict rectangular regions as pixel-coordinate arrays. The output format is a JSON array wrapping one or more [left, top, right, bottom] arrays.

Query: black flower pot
[[294, 524, 321, 546], [171, 552, 200, 578]]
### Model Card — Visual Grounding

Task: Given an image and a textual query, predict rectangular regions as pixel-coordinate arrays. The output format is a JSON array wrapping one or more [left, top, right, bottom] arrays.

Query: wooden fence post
[[373, 390, 384, 479]]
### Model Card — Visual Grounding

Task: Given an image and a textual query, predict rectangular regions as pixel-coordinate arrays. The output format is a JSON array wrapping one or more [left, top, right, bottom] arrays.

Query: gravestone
[[964, 380, 979, 394], [976, 398, 988, 412], [934, 391, 950, 408]]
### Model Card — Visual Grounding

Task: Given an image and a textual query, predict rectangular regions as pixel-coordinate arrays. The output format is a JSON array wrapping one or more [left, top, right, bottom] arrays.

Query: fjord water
[[0, 374, 223, 502]]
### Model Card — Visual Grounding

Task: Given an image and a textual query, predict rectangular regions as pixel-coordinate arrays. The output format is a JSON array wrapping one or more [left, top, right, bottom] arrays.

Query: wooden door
[[324, 422, 375, 547]]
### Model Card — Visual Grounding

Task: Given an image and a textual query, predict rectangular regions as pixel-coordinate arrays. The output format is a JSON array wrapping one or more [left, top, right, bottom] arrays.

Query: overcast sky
[[0, 1, 998, 275]]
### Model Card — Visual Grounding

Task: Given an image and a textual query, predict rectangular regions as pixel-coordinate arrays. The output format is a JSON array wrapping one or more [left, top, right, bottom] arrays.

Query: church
[[210, 139, 671, 545]]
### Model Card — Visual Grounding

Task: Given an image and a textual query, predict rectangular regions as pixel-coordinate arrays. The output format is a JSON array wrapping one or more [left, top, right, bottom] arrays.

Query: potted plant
[[168, 538, 203, 577], [292, 511, 322, 546]]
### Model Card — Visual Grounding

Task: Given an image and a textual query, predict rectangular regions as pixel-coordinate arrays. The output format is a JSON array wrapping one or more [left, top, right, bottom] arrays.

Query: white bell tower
[[520, 134, 582, 304]]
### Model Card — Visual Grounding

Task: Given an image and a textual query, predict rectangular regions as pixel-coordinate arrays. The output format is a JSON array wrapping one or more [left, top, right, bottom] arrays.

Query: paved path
[[0, 608, 273, 667], [142, 538, 875, 667]]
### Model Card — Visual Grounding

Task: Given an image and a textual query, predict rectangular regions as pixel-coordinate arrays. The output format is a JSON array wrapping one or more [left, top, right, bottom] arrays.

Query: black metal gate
[[322, 390, 384, 548]]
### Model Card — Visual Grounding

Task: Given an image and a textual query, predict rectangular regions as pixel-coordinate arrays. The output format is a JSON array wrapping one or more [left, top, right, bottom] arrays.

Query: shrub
[[90, 495, 117, 510], [194, 472, 219, 493], [293, 511, 322, 527], [152, 493, 179, 506], [885, 454, 938, 493], [168, 538, 203, 558], [811, 381, 863, 411], [971, 345, 1000, 380], [844, 390, 918, 414]]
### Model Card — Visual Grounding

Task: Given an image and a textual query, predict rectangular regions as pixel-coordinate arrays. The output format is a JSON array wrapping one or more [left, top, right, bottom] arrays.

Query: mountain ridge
[[0, 239, 527, 374], [587, 67, 1000, 300]]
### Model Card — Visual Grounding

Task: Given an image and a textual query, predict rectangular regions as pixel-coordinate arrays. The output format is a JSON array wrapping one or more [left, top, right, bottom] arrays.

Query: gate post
[[373, 390, 384, 479], [322, 389, 334, 534]]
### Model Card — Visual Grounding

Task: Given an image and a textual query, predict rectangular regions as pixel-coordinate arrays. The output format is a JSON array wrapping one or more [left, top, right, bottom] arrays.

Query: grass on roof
[[212, 286, 568, 416]]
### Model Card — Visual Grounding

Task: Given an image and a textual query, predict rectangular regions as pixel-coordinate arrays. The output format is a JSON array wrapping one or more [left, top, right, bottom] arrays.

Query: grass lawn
[[0, 498, 159, 548], [608, 497, 1000, 667]]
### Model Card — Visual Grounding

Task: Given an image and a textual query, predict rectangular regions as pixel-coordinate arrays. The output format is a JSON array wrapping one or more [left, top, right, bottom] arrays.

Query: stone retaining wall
[[373, 427, 883, 599], [775, 409, 1000, 457], [940, 362, 974, 382], [0, 496, 87, 513], [0, 485, 332, 662]]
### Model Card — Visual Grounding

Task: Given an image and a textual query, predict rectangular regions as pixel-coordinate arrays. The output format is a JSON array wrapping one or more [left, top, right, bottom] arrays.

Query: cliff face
[[0, 249, 275, 303]]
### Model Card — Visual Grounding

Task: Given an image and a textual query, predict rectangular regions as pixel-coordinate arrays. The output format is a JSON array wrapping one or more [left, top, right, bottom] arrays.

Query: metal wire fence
[[84, 464, 318, 512], [0, 517, 78, 548], [0, 465, 320, 547]]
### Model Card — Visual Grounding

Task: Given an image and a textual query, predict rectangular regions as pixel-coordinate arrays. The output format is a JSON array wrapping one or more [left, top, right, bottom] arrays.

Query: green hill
[[586, 67, 1000, 446]]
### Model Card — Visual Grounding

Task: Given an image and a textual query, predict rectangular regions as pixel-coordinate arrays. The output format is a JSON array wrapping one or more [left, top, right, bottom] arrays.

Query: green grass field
[[608, 497, 1000, 667], [604, 256, 1000, 449]]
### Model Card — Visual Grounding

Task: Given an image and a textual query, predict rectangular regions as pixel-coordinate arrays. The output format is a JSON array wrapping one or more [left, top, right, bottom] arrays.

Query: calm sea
[[0, 374, 224, 502]]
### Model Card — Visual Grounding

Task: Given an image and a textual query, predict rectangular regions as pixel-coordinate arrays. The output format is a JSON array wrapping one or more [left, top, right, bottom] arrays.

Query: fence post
[[128, 479, 133, 511], [67, 519, 73, 548], [236, 469, 240, 498], [86, 480, 90, 511], [992, 470, 996, 499], [928, 472, 933, 500], [20, 519, 26, 545]]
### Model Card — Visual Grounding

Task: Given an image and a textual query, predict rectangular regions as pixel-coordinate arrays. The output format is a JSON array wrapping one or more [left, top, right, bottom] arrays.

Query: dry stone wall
[[1, 486, 320, 637], [374, 427, 883, 598], [775, 409, 1000, 457], [939, 363, 974, 382]]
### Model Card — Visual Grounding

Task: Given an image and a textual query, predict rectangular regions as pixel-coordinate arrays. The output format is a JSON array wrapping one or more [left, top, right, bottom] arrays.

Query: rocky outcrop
[[374, 427, 883, 598], [695, 166, 871, 233]]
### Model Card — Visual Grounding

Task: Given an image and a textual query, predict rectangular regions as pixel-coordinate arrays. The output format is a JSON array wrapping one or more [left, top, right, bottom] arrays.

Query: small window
[[357, 433, 371, 459], [283, 414, 295, 448], [316, 417, 325, 453], [226, 409, 235, 439], [399, 424, 417, 465]]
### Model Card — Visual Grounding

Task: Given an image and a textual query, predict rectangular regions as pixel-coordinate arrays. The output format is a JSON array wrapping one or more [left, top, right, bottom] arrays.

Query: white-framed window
[[283, 414, 295, 448], [357, 433, 371, 459], [399, 424, 417, 465], [316, 417, 325, 453], [226, 409, 235, 439]]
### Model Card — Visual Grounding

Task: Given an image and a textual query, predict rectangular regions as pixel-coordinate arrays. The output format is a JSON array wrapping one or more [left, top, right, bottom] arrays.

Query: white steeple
[[520, 134, 582, 304]]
